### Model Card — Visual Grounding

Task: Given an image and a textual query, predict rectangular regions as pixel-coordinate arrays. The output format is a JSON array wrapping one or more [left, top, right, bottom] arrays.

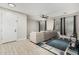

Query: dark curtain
[[45, 21, 47, 31], [38, 21, 40, 32], [60, 17, 66, 35], [53, 19, 55, 31], [73, 16, 77, 39], [60, 18, 63, 35], [63, 17, 66, 35]]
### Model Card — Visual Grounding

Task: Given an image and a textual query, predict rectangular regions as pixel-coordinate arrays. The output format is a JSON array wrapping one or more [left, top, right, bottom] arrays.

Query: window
[[65, 16, 74, 36], [54, 18, 60, 32]]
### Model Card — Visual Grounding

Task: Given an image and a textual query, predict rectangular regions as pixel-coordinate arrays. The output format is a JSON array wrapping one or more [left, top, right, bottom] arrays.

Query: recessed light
[[8, 3, 16, 7]]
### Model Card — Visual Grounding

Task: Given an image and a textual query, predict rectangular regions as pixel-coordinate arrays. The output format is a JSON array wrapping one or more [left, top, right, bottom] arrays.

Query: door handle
[[14, 29, 16, 32]]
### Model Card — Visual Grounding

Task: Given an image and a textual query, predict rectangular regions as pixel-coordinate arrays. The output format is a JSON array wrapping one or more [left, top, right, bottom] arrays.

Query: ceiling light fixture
[[41, 14, 48, 19], [8, 3, 16, 7]]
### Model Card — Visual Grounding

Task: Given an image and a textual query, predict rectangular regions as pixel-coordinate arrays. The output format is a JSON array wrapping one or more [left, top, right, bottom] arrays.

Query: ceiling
[[0, 3, 79, 20]]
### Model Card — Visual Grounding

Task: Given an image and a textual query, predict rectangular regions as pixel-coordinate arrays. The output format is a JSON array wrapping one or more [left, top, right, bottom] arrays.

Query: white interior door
[[0, 9, 2, 43], [2, 10, 17, 43], [17, 13, 27, 40]]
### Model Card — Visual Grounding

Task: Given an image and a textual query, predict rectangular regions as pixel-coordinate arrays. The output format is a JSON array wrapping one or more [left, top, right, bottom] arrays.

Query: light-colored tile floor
[[0, 40, 53, 55]]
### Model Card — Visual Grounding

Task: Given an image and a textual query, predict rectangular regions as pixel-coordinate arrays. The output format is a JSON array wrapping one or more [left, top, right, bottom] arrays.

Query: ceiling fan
[[41, 14, 49, 19]]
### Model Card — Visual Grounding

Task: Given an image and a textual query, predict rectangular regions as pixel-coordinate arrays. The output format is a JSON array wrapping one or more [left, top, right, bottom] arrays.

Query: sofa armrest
[[30, 32, 44, 43]]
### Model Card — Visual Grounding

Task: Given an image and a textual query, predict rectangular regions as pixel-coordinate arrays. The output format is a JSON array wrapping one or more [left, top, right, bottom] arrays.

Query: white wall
[[0, 8, 2, 43], [17, 13, 27, 40], [27, 16, 39, 39], [76, 15, 79, 40], [47, 19, 54, 31], [40, 21, 45, 31]]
